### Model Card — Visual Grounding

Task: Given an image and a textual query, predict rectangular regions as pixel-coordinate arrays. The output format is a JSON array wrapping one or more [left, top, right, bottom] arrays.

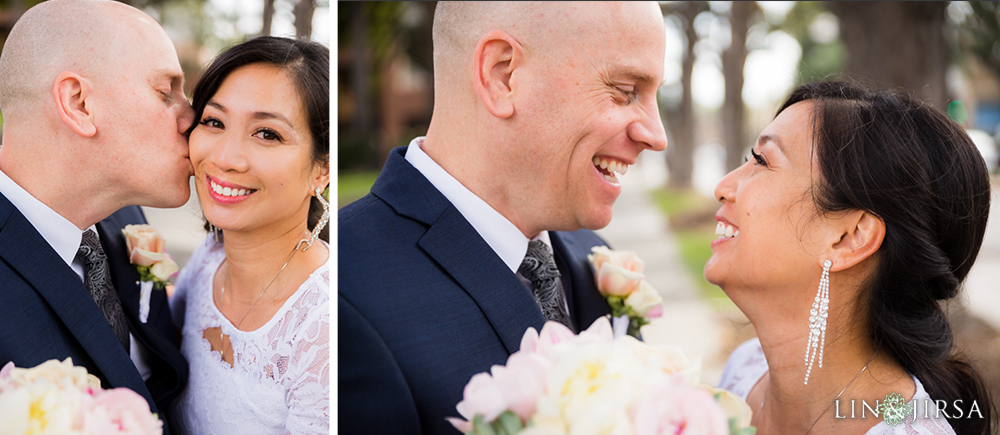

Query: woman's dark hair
[[778, 81, 994, 434], [188, 36, 330, 242]]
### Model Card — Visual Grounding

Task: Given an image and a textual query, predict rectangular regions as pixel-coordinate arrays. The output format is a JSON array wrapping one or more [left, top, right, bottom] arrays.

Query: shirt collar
[[405, 137, 551, 272], [0, 168, 84, 269]]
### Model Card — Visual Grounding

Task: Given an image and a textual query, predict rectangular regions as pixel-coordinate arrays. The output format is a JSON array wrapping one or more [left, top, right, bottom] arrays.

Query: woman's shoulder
[[717, 337, 768, 400], [864, 376, 956, 435]]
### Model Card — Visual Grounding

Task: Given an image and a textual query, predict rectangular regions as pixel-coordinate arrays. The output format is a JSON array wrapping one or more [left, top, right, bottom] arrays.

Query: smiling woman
[[711, 81, 994, 435], [167, 36, 330, 435]]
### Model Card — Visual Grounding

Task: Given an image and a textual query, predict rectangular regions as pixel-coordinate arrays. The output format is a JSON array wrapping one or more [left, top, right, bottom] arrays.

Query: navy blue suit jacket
[[0, 196, 188, 432], [339, 146, 612, 434]]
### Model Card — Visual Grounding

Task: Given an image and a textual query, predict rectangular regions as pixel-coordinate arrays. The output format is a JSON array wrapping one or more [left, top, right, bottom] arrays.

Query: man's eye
[[614, 86, 637, 105]]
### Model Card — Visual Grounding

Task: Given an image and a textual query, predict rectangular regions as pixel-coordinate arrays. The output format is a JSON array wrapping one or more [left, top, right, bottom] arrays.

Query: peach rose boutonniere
[[122, 225, 178, 323], [587, 246, 663, 338], [122, 224, 178, 288]]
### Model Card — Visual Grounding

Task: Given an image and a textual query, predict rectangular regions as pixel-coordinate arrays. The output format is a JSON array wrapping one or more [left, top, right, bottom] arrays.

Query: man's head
[[424, 1, 667, 238], [0, 0, 193, 228]]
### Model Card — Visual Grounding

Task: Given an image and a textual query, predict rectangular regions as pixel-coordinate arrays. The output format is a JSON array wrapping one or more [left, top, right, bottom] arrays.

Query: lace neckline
[[207, 242, 329, 336]]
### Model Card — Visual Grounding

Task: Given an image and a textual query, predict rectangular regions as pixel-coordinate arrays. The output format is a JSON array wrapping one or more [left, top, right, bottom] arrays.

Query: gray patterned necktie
[[76, 229, 130, 353], [518, 240, 573, 329]]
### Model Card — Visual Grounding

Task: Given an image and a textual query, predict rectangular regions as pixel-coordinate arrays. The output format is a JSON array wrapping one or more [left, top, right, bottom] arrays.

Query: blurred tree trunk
[[830, 2, 948, 105], [261, 0, 275, 36], [294, 0, 315, 39], [666, 1, 703, 189], [349, 2, 374, 165], [722, 0, 753, 172]]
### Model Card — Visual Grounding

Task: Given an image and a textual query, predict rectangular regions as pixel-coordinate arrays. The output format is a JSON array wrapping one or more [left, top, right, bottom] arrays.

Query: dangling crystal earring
[[297, 186, 330, 251], [209, 222, 221, 243], [804, 259, 832, 385]]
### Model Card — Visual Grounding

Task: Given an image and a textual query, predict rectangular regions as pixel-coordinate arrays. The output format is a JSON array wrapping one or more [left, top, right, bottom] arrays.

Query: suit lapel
[[0, 199, 152, 403], [550, 231, 610, 332], [418, 206, 545, 354], [374, 147, 545, 354], [96, 209, 187, 413]]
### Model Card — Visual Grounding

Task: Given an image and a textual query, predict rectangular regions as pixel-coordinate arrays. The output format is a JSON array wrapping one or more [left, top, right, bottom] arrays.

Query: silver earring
[[209, 223, 221, 243], [297, 186, 330, 251], [804, 259, 831, 385]]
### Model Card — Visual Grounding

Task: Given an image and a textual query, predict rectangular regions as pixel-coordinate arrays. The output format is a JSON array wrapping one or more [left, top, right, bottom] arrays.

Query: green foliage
[[338, 170, 379, 208], [651, 189, 732, 307], [778, 2, 846, 86], [606, 296, 651, 337], [466, 411, 523, 435], [959, 2, 1000, 77]]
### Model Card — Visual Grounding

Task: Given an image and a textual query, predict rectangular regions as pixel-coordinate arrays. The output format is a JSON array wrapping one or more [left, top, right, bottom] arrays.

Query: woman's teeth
[[211, 180, 253, 197], [715, 221, 739, 238], [593, 157, 629, 182]]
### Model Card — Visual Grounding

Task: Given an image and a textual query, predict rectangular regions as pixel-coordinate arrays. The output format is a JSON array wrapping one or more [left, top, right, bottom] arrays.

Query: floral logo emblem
[[878, 392, 914, 427]]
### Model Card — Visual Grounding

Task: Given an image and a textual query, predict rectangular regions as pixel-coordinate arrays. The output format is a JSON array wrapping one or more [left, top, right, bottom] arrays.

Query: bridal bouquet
[[0, 358, 162, 435], [448, 318, 754, 435], [588, 246, 663, 337]]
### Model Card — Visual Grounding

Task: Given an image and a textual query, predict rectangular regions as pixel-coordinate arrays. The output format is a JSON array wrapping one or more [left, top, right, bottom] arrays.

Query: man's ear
[[472, 30, 521, 119], [52, 71, 97, 137], [826, 210, 885, 272]]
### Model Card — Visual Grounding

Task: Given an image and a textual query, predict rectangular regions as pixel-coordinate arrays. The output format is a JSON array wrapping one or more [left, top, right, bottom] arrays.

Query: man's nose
[[177, 100, 195, 134], [629, 103, 667, 152]]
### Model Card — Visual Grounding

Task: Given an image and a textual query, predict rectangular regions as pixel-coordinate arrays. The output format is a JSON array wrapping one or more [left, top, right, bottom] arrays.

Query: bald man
[[0, 0, 191, 429], [339, 2, 668, 433]]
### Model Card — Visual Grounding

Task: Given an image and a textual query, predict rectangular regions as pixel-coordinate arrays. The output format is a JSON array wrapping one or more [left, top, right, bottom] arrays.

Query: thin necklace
[[217, 242, 300, 360], [757, 347, 880, 435]]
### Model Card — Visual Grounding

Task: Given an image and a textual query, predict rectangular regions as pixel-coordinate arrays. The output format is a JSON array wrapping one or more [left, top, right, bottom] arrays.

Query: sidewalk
[[961, 183, 1000, 330], [595, 159, 731, 386]]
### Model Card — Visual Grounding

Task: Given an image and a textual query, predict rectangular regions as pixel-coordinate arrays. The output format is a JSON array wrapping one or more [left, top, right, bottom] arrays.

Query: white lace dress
[[719, 338, 955, 435], [168, 237, 330, 435]]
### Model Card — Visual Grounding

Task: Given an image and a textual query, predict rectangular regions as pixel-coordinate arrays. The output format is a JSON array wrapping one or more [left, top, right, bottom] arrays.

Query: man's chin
[[577, 209, 614, 231], [148, 185, 192, 209]]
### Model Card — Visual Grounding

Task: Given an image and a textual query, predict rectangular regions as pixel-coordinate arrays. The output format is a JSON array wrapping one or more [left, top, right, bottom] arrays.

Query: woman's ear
[[52, 71, 97, 137], [472, 30, 522, 119], [312, 159, 330, 194], [826, 210, 885, 272]]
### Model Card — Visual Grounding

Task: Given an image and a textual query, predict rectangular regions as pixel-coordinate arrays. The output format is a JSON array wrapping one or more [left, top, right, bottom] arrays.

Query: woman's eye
[[253, 128, 283, 142], [750, 148, 767, 166], [199, 117, 223, 129]]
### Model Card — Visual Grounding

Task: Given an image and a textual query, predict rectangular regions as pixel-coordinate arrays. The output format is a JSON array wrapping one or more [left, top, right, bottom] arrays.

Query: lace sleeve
[[283, 269, 330, 434], [718, 338, 768, 400]]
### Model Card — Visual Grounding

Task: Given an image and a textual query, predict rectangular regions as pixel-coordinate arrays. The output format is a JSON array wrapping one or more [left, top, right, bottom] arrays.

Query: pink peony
[[461, 373, 508, 422], [535, 322, 577, 358], [81, 388, 162, 435], [493, 351, 550, 423], [632, 377, 729, 435]]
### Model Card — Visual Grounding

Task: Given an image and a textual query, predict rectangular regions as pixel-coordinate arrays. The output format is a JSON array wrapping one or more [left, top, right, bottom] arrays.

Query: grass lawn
[[338, 170, 379, 208], [650, 188, 732, 307]]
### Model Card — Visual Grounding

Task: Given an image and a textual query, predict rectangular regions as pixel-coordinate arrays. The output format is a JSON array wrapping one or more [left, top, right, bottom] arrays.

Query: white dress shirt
[[404, 137, 552, 273], [0, 168, 151, 380]]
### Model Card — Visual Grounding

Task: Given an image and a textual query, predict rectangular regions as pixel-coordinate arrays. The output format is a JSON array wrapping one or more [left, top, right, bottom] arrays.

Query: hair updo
[[778, 81, 994, 434], [188, 36, 330, 241]]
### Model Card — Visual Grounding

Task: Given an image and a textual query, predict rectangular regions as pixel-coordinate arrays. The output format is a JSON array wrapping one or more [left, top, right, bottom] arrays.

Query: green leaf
[[495, 411, 523, 435], [472, 415, 497, 435]]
